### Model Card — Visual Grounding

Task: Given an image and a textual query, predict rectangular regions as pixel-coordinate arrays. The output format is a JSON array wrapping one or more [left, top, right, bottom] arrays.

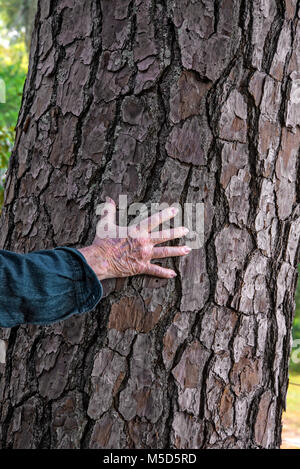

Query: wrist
[[77, 245, 110, 281]]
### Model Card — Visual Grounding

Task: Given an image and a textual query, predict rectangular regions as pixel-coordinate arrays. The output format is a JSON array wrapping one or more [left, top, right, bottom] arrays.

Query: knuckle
[[140, 243, 152, 258], [162, 247, 169, 257], [152, 231, 161, 241], [149, 263, 157, 274]]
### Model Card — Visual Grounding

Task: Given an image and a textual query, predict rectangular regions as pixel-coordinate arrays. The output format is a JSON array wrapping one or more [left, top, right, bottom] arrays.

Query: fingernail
[[183, 227, 189, 235], [184, 246, 192, 253], [171, 207, 179, 215], [170, 271, 177, 278]]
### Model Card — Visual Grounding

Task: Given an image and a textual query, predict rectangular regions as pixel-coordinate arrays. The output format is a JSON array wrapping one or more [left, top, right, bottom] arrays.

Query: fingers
[[144, 263, 177, 279], [152, 245, 191, 259], [139, 206, 178, 232], [151, 226, 189, 244]]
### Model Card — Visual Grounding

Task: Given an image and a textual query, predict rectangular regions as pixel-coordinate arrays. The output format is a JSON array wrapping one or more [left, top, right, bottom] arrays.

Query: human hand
[[78, 197, 191, 281]]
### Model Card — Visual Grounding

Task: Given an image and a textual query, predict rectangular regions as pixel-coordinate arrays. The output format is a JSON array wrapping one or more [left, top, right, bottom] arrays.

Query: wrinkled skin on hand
[[78, 197, 191, 281]]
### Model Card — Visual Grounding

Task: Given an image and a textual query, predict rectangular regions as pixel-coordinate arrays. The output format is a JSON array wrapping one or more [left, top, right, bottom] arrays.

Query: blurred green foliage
[[0, 8, 28, 211], [294, 267, 300, 339], [0, 0, 38, 51], [0, 0, 26, 38], [0, 58, 27, 128], [290, 266, 300, 374], [0, 125, 14, 207]]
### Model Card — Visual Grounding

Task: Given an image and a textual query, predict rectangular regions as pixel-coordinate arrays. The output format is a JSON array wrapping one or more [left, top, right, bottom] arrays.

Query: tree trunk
[[0, 0, 299, 449]]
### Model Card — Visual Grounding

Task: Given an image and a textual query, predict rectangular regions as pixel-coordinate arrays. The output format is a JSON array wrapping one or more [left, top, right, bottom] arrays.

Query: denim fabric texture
[[0, 246, 103, 328]]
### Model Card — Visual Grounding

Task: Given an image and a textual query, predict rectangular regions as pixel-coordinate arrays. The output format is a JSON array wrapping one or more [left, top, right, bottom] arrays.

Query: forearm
[[0, 247, 102, 328]]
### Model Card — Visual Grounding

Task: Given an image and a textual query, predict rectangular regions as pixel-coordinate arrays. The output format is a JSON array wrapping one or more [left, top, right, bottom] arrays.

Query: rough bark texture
[[0, 0, 299, 449]]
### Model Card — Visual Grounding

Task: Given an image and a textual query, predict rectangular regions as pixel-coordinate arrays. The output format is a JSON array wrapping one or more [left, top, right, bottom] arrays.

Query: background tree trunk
[[0, 0, 299, 449], [23, 0, 39, 52]]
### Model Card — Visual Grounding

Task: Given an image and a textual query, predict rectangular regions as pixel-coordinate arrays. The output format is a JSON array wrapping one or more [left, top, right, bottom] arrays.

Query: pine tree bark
[[0, 0, 299, 449]]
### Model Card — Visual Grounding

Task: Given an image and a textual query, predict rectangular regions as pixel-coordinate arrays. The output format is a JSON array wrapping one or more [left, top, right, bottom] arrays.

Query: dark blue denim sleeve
[[0, 246, 103, 328]]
